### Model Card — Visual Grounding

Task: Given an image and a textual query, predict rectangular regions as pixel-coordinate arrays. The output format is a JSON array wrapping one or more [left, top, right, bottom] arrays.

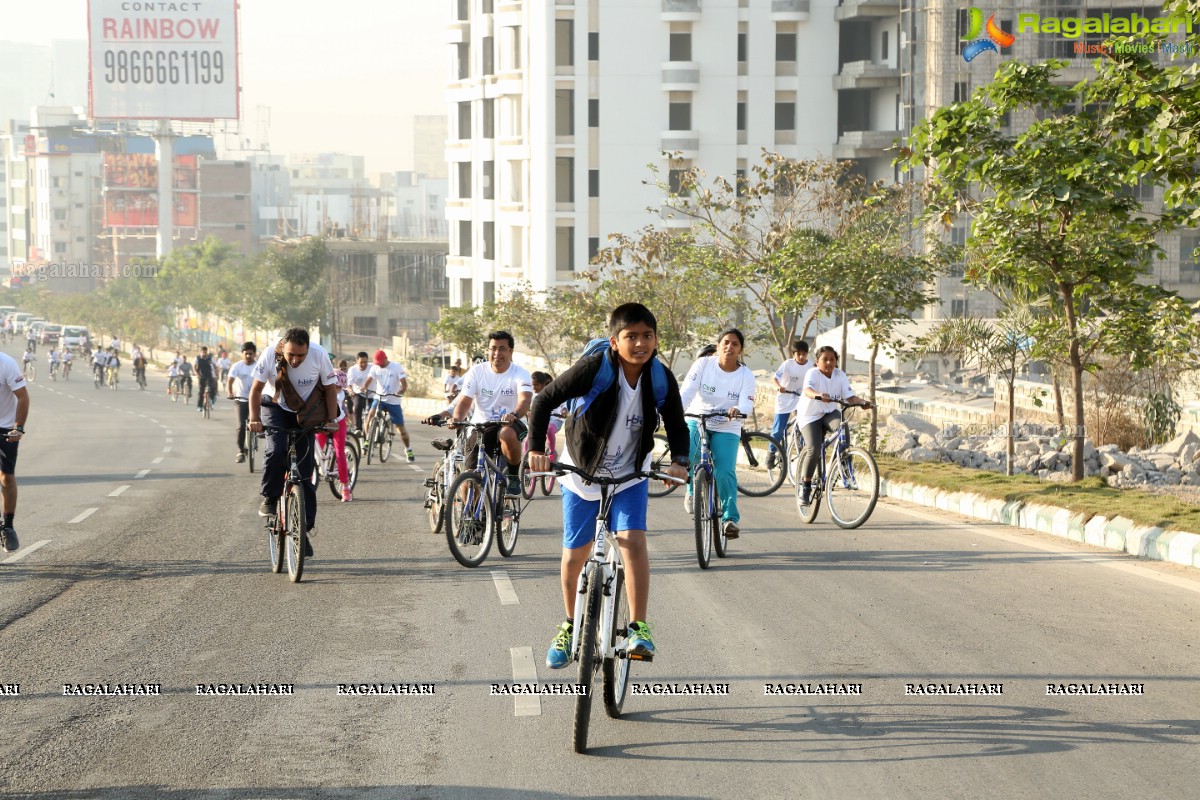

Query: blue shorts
[[561, 480, 649, 550], [378, 401, 404, 426]]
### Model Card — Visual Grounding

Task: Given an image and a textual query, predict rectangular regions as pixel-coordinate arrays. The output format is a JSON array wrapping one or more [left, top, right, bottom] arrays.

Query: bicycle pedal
[[627, 651, 653, 663], [422, 478, 436, 488]]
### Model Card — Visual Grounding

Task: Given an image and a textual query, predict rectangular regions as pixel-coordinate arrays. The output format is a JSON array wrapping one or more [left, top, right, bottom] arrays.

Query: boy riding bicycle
[[527, 303, 690, 669]]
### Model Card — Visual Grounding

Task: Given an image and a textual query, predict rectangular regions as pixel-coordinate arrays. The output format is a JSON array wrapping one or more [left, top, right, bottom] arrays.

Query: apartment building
[[446, 0, 1200, 317]]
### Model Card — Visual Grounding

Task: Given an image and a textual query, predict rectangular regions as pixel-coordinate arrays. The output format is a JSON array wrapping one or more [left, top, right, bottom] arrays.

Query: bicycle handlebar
[[686, 410, 744, 421], [261, 423, 336, 436], [529, 462, 686, 486]]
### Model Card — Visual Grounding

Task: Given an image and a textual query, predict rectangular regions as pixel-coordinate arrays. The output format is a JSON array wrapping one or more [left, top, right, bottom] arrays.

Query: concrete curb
[[880, 477, 1200, 571]]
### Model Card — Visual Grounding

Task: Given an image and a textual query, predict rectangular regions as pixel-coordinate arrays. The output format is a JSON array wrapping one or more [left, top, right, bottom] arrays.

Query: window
[[882, 30, 889, 61], [556, 157, 574, 203], [668, 168, 688, 195], [482, 161, 495, 200], [483, 221, 495, 260], [456, 0, 468, 21], [588, 236, 600, 262], [950, 299, 969, 318], [735, 167, 747, 197], [948, 226, 966, 277], [456, 43, 470, 80], [669, 101, 692, 131], [457, 101, 472, 139], [737, 32, 747, 62], [483, 281, 496, 305], [457, 162, 472, 199], [54, 241, 67, 254], [342, 253, 377, 304], [353, 316, 378, 337], [775, 102, 796, 131], [482, 0, 493, 12], [53, 209, 67, 221], [588, 98, 599, 127], [556, 19, 574, 67], [736, 101, 746, 132], [482, 98, 495, 138], [669, 32, 692, 61], [460, 278, 473, 304], [556, 226, 575, 271], [555, 89, 574, 135], [458, 220, 472, 257], [953, 81, 969, 104], [1180, 234, 1200, 283], [776, 32, 797, 61], [482, 36, 494, 76], [588, 31, 599, 60], [508, 160, 524, 202], [588, 169, 599, 198]]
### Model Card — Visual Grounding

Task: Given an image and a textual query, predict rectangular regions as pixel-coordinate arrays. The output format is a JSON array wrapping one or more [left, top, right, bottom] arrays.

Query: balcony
[[833, 60, 900, 90], [771, 0, 810, 21], [662, 0, 701, 22], [833, 130, 901, 159], [834, 0, 899, 21], [660, 131, 700, 158], [661, 61, 700, 90], [446, 20, 469, 44]]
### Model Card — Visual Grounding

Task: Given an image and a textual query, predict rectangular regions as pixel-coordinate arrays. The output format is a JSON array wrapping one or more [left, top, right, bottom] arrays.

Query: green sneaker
[[626, 620, 655, 661], [546, 620, 573, 669]]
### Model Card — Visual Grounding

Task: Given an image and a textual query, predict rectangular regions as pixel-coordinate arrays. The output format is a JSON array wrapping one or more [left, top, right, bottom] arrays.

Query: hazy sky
[[6, 0, 447, 174]]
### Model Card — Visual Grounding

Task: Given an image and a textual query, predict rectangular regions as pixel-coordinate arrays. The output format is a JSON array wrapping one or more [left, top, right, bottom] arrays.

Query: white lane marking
[[134, 469, 150, 479], [150, 419, 160, 424], [69, 508, 99, 524], [1, 540, 52, 564], [108, 485, 131, 497], [165, 438, 173, 444], [151, 456, 164, 464], [164, 430, 173, 436], [491, 570, 520, 605], [886, 503, 1200, 596], [163, 446, 172, 453], [510, 647, 541, 717]]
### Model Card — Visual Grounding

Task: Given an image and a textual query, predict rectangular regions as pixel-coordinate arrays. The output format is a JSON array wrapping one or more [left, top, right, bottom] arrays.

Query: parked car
[[10, 313, 33, 333], [40, 323, 63, 345], [62, 325, 89, 348]]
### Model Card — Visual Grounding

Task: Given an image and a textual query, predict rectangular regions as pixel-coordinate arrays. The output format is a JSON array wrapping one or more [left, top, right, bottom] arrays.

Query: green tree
[[243, 237, 330, 331], [429, 302, 492, 361], [904, 59, 1200, 481]]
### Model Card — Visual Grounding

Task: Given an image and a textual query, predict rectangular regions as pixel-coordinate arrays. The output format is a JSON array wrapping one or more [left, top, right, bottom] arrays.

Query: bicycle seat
[[431, 438, 455, 451]]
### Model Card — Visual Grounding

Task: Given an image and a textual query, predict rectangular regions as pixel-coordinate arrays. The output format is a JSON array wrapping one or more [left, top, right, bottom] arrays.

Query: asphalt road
[[1, 347, 1198, 799]]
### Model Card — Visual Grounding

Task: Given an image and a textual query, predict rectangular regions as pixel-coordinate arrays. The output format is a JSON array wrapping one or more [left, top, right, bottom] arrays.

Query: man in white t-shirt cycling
[[768, 339, 813, 470], [226, 341, 257, 462], [365, 349, 415, 463], [797, 345, 872, 507], [345, 351, 373, 435], [450, 331, 533, 496], [247, 328, 339, 556], [0, 350, 30, 551]]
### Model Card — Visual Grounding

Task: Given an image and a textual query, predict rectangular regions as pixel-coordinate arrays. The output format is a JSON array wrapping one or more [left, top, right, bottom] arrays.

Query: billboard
[[88, 0, 240, 120], [104, 153, 200, 228]]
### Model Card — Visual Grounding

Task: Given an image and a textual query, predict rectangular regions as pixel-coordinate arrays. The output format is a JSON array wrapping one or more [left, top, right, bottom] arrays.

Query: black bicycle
[[261, 424, 331, 582], [444, 420, 522, 567]]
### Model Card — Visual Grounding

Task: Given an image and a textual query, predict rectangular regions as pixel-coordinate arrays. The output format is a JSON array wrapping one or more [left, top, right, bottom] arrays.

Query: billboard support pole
[[155, 120, 174, 259]]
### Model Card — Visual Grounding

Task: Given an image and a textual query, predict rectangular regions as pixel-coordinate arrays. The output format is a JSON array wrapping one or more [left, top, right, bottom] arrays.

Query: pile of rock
[[881, 414, 1200, 487]]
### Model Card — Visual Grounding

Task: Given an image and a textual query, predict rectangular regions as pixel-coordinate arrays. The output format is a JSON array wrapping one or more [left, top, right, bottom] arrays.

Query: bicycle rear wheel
[[446, 472, 493, 567], [693, 471, 712, 569], [540, 473, 556, 496], [572, 570, 603, 753], [518, 457, 536, 500], [364, 420, 376, 465], [797, 479, 821, 524], [602, 567, 632, 718], [647, 433, 678, 498], [427, 464, 446, 534], [267, 515, 284, 573], [826, 446, 880, 529], [203, 393, 211, 419], [495, 497, 520, 557], [736, 431, 786, 497], [285, 485, 306, 582]]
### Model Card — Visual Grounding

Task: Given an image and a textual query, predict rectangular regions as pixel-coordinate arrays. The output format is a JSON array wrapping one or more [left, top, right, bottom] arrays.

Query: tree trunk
[[1052, 371, 1065, 429], [1006, 378, 1016, 477], [841, 307, 849, 366], [869, 341, 879, 453]]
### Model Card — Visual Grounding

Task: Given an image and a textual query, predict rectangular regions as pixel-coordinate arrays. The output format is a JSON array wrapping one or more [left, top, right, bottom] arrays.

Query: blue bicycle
[[445, 421, 521, 567], [686, 412, 732, 569], [797, 399, 879, 529]]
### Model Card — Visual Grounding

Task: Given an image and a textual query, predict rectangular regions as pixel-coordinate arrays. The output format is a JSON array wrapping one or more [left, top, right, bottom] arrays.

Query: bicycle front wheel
[[248, 435, 257, 473], [602, 567, 632, 718], [427, 464, 446, 534], [519, 458, 536, 500], [736, 431, 786, 497], [446, 472, 493, 567], [285, 485, 306, 582], [364, 422, 376, 465], [344, 439, 360, 491], [379, 430, 393, 463], [573, 570, 603, 753], [693, 471, 712, 569], [495, 497, 520, 557], [826, 446, 880, 529], [268, 514, 284, 574], [797, 479, 821, 524], [647, 433, 678, 498]]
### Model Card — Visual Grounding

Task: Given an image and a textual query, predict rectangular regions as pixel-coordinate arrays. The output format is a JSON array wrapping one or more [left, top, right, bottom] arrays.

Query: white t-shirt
[[773, 358, 814, 414], [460, 362, 533, 424], [559, 372, 650, 501], [369, 361, 408, 400], [250, 338, 337, 412], [0, 353, 27, 427], [228, 360, 255, 400], [346, 364, 372, 393], [678, 356, 757, 435], [798, 367, 857, 427], [217, 356, 231, 372], [444, 374, 463, 397]]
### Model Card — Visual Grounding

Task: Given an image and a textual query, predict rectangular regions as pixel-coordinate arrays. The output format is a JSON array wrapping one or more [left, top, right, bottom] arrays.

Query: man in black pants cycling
[[195, 347, 216, 411]]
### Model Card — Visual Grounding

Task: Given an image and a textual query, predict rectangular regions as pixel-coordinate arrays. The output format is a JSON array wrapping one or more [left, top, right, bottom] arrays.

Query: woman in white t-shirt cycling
[[679, 329, 756, 539], [797, 346, 872, 507]]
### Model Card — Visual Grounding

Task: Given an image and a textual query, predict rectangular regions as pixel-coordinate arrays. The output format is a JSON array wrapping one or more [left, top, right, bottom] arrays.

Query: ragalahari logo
[[962, 8, 1015, 62]]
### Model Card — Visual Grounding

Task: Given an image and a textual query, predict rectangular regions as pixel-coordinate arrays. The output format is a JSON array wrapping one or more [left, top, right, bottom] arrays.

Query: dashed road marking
[[68, 508, 99, 524], [109, 485, 131, 497], [163, 446, 172, 453], [134, 469, 150, 479], [509, 647, 541, 717], [1, 540, 51, 564], [152, 456, 164, 464], [491, 570, 520, 605]]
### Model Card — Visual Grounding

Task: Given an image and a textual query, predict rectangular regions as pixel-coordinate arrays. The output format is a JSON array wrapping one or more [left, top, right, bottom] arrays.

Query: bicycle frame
[[688, 414, 719, 521], [570, 485, 622, 662]]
